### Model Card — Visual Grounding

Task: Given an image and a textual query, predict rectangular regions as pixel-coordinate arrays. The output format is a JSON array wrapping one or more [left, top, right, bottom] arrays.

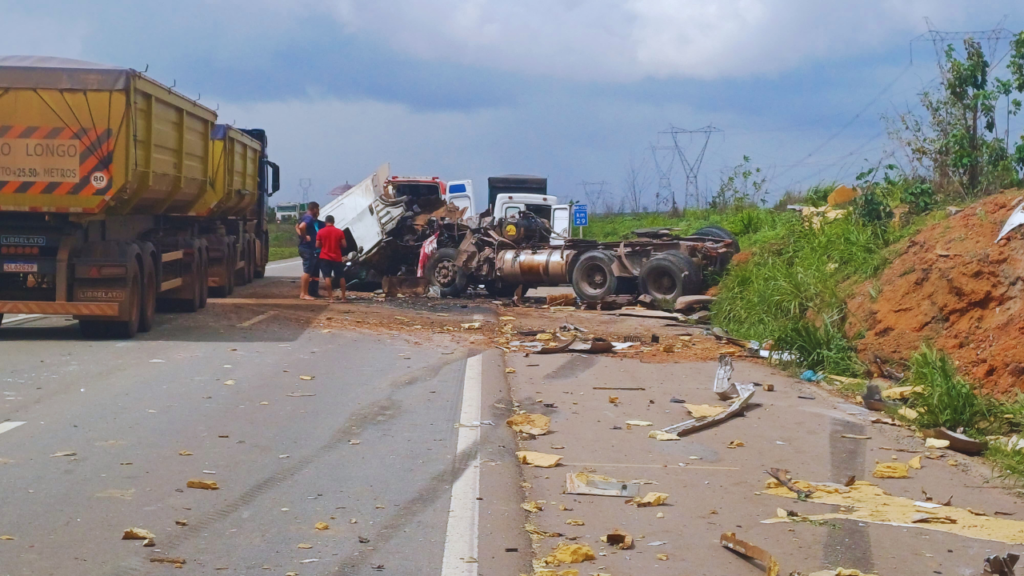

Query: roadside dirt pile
[[847, 191, 1024, 395]]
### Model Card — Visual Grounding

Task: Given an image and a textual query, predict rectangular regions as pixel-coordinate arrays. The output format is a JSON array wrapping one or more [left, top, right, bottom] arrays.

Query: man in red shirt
[[315, 215, 348, 301]]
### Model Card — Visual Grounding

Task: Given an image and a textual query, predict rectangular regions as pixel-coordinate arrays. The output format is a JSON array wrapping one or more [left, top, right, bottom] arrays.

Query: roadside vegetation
[[268, 222, 298, 261]]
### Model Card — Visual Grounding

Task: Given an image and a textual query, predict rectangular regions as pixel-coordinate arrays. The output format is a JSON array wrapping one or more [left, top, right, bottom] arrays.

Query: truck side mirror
[[269, 161, 281, 195]]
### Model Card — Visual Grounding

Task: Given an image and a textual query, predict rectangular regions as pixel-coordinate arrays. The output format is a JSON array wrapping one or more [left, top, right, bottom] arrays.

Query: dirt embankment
[[847, 191, 1024, 395]]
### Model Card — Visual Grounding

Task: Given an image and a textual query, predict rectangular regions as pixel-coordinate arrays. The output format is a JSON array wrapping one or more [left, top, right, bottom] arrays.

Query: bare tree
[[623, 152, 652, 213]]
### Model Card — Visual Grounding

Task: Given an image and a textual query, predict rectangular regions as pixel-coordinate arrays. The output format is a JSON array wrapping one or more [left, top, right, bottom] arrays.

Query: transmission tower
[[649, 144, 675, 212], [660, 125, 722, 213], [578, 180, 610, 212], [911, 17, 1016, 78], [298, 178, 312, 204]]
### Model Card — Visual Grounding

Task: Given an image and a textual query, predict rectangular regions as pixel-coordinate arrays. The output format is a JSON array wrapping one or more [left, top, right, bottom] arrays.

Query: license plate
[[3, 262, 37, 273]]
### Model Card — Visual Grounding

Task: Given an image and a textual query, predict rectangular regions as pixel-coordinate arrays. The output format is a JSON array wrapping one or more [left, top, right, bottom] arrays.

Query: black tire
[[198, 248, 209, 309], [639, 253, 703, 300], [235, 239, 250, 287], [426, 248, 468, 297], [179, 257, 201, 313], [139, 256, 157, 333], [107, 261, 141, 339], [571, 251, 619, 302], [253, 232, 267, 279], [245, 238, 255, 284], [485, 279, 520, 298], [79, 320, 107, 339], [692, 225, 740, 253], [226, 245, 236, 296]]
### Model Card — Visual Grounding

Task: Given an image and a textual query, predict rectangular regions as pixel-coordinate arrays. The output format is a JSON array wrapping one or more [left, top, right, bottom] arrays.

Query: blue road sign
[[573, 204, 588, 227]]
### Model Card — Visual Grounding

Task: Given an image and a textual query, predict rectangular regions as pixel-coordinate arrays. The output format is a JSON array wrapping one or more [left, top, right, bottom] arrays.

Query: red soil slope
[[846, 191, 1024, 395]]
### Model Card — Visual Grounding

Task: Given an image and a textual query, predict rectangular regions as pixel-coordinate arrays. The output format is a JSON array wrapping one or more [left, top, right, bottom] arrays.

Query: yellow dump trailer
[[0, 57, 280, 338]]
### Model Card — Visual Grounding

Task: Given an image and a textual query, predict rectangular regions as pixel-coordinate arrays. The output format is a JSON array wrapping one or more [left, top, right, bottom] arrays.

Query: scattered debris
[[625, 420, 653, 427], [186, 479, 219, 490], [713, 355, 737, 400], [648, 430, 681, 441], [662, 385, 755, 437], [683, 404, 727, 418], [175, 520, 188, 527], [178, 450, 193, 456], [50, 451, 76, 457], [521, 501, 544, 513], [505, 367, 516, 373], [727, 440, 746, 449], [122, 528, 155, 541], [602, 529, 634, 550], [297, 543, 313, 549], [299, 375, 315, 380], [984, 552, 1021, 575], [923, 427, 987, 455], [841, 434, 870, 440], [541, 543, 596, 565], [150, 557, 186, 565], [461, 322, 482, 330], [766, 468, 816, 500], [565, 472, 641, 497], [720, 532, 780, 576], [908, 455, 923, 469], [506, 414, 551, 436], [516, 451, 563, 468], [629, 492, 669, 507], [315, 522, 329, 530], [873, 462, 910, 479], [925, 438, 950, 449], [594, 386, 645, 391], [996, 202, 1024, 243], [286, 392, 316, 397]]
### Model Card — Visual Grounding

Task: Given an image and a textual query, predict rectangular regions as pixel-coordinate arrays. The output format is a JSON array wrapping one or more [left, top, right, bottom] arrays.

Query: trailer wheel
[[253, 232, 268, 279], [198, 248, 209, 309], [139, 255, 157, 333], [639, 253, 702, 300], [246, 237, 256, 284], [692, 225, 740, 271], [426, 248, 468, 297], [235, 239, 250, 287], [571, 251, 619, 302], [179, 256, 202, 313], [227, 244, 236, 295], [107, 261, 142, 339]]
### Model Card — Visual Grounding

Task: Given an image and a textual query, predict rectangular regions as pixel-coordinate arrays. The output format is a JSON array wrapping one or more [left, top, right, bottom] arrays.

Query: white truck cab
[[492, 193, 570, 246]]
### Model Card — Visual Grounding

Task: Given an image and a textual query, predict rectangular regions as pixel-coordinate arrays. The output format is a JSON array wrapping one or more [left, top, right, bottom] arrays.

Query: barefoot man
[[296, 202, 321, 300], [316, 215, 347, 301]]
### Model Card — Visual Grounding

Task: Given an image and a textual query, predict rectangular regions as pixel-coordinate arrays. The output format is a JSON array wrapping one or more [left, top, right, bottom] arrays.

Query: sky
[[2, 0, 1022, 210]]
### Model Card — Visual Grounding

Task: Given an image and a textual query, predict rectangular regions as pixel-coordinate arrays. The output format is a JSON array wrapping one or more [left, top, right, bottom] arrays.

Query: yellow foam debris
[[507, 414, 551, 436], [521, 501, 543, 513], [632, 492, 669, 507], [881, 386, 921, 400], [898, 406, 919, 421], [764, 479, 1024, 544], [684, 404, 727, 418], [827, 184, 860, 206], [648, 430, 680, 441], [542, 543, 595, 565], [516, 451, 563, 468], [873, 462, 910, 478], [908, 456, 923, 470]]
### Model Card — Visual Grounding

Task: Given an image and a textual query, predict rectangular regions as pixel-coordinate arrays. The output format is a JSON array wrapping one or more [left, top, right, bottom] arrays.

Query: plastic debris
[[565, 472, 640, 497], [996, 203, 1024, 242], [800, 370, 824, 382]]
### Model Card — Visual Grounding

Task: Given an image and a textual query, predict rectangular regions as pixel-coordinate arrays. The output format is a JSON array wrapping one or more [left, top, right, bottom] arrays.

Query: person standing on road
[[316, 215, 348, 302], [296, 201, 322, 300]]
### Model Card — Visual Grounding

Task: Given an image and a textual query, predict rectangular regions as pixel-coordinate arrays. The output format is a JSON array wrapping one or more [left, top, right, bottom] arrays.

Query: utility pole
[[660, 125, 721, 214], [912, 17, 1016, 78], [649, 144, 675, 213], [299, 178, 312, 205], [578, 180, 609, 214]]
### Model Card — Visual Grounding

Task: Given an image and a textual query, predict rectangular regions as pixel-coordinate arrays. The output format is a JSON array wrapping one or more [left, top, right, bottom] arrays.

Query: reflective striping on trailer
[[0, 301, 118, 316], [161, 250, 184, 262], [159, 278, 183, 292]]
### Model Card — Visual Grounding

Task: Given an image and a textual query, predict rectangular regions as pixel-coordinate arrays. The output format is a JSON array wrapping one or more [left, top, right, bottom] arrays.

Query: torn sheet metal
[[536, 335, 577, 354], [996, 203, 1024, 243], [565, 472, 641, 497], [720, 532, 781, 576], [567, 338, 614, 353], [714, 355, 736, 400], [985, 552, 1020, 575], [923, 427, 987, 455], [661, 384, 755, 437]]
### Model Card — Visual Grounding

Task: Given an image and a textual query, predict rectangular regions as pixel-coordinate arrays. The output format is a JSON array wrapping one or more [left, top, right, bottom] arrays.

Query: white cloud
[[328, 0, 1002, 81]]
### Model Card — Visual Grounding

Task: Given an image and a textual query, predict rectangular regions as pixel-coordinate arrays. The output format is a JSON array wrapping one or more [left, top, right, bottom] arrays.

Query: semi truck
[[424, 177, 739, 301], [0, 56, 280, 338]]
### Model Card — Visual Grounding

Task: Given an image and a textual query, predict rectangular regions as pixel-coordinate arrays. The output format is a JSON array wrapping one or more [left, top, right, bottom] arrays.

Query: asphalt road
[[0, 261, 522, 576]]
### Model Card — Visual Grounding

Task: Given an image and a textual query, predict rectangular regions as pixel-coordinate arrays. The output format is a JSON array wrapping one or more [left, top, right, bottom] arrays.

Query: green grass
[[269, 222, 298, 261], [711, 214, 914, 376], [584, 207, 795, 251], [904, 345, 999, 434]]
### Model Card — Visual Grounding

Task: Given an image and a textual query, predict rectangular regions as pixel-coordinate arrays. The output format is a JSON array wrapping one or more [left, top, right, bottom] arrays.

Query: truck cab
[[487, 175, 570, 246]]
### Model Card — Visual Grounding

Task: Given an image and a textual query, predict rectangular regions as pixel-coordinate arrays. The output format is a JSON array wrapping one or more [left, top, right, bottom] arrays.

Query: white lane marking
[[0, 422, 26, 436], [0, 314, 43, 326], [266, 258, 301, 269], [440, 354, 483, 575], [237, 311, 277, 327]]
